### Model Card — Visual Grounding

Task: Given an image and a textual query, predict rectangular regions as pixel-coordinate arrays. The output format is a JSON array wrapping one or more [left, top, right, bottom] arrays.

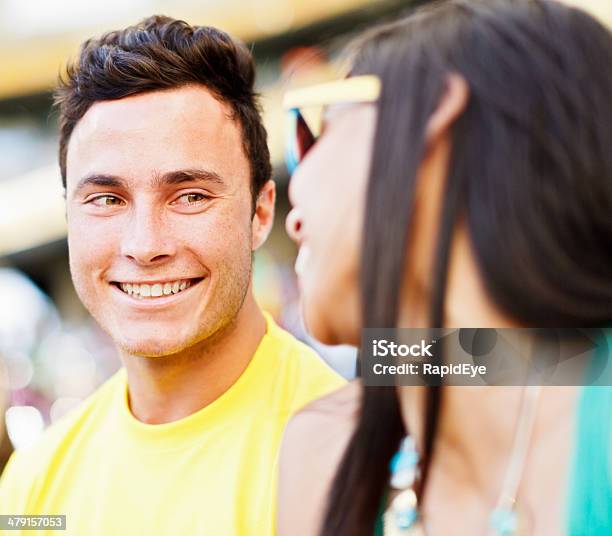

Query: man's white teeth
[[119, 280, 193, 298]]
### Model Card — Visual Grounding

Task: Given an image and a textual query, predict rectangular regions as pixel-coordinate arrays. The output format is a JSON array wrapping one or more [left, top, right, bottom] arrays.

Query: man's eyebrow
[[74, 174, 126, 193], [153, 169, 226, 187], [73, 169, 225, 194]]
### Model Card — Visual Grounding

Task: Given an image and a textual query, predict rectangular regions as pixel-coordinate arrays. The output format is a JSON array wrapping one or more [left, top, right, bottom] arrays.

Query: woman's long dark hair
[[320, 1, 612, 535]]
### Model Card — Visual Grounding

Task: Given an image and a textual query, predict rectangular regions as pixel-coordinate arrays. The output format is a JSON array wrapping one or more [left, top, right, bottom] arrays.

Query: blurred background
[[0, 0, 610, 468]]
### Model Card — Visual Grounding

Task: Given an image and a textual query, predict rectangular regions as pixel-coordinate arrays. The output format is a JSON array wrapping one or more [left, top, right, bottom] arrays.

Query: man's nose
[[285, 207, 303, 244], [120, 207, 176, 265]]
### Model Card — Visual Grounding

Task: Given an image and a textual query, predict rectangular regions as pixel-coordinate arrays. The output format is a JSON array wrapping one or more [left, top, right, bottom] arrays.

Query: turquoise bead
[[396, 507, 418, 529], [389, 448, 419, 473], [489, 507, 517, 536]]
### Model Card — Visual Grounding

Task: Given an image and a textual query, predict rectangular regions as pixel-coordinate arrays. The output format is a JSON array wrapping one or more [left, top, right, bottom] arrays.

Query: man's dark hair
[[54, 15, 271, 202]]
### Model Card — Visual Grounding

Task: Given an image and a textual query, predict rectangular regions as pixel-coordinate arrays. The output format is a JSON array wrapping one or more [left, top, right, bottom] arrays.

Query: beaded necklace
[[384, 386, 541, 535]]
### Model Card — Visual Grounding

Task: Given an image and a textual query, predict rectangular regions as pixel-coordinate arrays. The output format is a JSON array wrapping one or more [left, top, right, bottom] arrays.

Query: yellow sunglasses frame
[[282, 75, 381, 174], [282, 75, 381, 110]]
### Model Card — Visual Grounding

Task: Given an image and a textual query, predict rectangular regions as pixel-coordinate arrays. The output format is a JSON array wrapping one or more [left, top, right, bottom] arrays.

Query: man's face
[[65, 85, 260, 357]]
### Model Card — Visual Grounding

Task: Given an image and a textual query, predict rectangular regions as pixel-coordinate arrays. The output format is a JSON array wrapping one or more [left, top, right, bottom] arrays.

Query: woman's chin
[[301, 301, 359, 347]]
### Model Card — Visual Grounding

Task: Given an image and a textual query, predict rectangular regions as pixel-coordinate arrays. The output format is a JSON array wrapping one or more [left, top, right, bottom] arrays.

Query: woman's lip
[[109, 277, 205, 309], [294, 244, 310, 277]]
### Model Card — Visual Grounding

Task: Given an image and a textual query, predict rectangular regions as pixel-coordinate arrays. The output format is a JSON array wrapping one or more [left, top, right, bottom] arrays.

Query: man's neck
[[119, 294, 266, 424]]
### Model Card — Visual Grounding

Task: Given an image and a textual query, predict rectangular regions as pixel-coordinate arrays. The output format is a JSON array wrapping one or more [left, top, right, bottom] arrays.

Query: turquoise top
[[566, 385, 612, 535], [376, 336, 612, 535]]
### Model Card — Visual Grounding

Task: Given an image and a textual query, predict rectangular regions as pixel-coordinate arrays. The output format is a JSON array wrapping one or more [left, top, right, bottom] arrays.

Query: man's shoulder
[[263, 315, 347, 414], [265, 316, 345, 381], [0, 368, 125, 509], [267, 320, 325, 367]]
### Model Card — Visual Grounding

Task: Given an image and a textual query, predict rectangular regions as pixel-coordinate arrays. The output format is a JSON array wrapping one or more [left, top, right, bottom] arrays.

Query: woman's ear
[[424, 73, 469, 146]]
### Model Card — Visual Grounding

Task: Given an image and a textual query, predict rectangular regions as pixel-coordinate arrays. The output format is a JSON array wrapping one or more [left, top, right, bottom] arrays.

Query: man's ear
[[424, 73, 469, 149], [251, 179, 276, 251]]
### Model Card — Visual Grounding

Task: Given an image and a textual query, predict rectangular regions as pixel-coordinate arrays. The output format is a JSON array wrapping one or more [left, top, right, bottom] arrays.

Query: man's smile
[[108, 277, 206, 309], [111, 277, 205, 299]]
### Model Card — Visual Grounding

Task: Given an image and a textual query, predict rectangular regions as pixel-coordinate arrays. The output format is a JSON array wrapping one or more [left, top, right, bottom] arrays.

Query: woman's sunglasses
[[282, 75, 381, 175]]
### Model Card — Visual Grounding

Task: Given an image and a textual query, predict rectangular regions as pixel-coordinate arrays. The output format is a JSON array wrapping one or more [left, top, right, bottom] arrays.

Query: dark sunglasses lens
[[296, 112, 315, 161], [285, 109, 317, 175]]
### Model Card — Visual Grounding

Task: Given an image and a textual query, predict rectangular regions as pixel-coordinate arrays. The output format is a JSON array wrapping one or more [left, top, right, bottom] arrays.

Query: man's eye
[[175, 193, 208, 205], [90, 195, 124, 206]]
